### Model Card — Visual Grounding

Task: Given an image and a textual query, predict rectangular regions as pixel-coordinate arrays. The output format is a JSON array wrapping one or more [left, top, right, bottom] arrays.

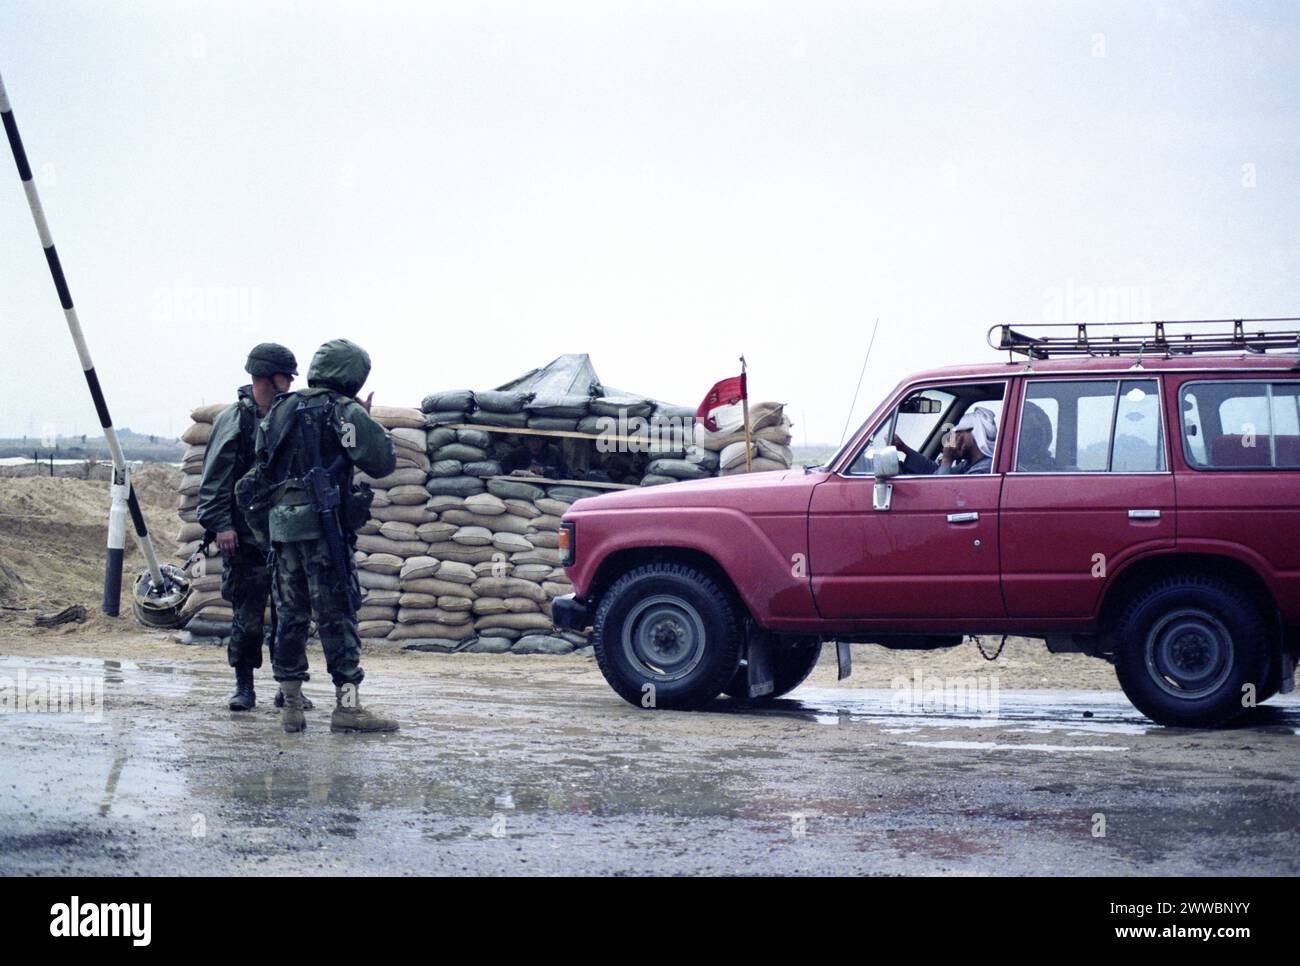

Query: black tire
[[1113, 574, 1269, 727], [725, 641, 823, 703], [592, 562, 744, 710]]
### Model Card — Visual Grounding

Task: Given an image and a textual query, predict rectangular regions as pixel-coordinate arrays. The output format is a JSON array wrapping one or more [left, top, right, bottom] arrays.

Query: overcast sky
[[1, 0, 1296, 446]]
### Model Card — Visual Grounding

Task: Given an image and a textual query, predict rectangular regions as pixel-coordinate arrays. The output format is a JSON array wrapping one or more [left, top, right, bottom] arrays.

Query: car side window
[[1180, 381, 1300, 469], [1017, 379, 1164, 472], [848, 388, 955, 474]]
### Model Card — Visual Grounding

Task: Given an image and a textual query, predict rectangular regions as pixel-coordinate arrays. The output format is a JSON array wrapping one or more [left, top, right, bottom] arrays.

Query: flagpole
[[739, 356, 753, 472]]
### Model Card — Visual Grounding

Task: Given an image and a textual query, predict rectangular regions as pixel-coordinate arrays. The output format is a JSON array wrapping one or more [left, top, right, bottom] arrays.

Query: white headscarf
[[954, 406, 997, 459]]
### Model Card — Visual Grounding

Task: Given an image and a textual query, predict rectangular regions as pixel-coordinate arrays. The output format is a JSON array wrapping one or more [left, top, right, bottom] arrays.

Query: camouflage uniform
[[197, 385, 270, 669], [254, 340, 395, 715]]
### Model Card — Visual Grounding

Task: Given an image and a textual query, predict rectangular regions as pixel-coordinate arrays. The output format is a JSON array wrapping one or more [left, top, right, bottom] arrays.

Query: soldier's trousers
[[221, 541, 272, 669], [270, 538, 364, 687]]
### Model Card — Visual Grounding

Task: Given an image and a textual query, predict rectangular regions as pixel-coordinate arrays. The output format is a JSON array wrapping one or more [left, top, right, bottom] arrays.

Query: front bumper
[[551, 593, 591, 631]]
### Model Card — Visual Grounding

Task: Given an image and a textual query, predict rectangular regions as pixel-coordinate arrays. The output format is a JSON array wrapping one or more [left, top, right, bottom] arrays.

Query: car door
[[1000, 376, 1176, 619], [808, 382, 1007, 622]]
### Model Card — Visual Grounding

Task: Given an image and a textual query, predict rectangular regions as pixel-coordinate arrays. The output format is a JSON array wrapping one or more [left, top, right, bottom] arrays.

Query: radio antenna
[[838, 317, 880, 447]]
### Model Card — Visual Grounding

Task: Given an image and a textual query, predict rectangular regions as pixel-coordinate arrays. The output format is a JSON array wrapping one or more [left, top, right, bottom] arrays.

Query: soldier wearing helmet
[[197, 342, 306, 711]]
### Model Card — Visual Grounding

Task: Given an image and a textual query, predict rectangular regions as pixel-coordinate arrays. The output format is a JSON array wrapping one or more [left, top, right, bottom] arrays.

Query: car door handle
[[946, 512, 980, 524], [1128, 509, 1161, 520]]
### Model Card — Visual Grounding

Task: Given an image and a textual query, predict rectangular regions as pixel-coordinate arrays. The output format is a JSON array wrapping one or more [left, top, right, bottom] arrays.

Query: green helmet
[[307, 339, 371, 397], [244, 343, 298, 378]]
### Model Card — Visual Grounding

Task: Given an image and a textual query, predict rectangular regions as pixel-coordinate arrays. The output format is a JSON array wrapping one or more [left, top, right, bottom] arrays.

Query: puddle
[[730, 686, 1300, 739]]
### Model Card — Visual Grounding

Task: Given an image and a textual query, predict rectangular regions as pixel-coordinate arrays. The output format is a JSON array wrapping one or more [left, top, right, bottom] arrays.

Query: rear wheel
[[725, 641, 823, 703], [1114, 575, 1268, 727], [592, 562, 744, 710]]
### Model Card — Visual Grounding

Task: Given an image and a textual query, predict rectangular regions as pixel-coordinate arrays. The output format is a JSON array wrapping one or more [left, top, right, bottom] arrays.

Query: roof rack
[[988, 318, 1300, 360]]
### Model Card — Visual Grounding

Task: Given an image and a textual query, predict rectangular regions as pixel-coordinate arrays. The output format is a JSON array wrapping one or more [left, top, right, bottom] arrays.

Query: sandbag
[[487, 479, 545, 502], [388, 484, 433, 506], [646, 458, 713, 480], [369, 504, 431, 525], [426, 427, 457, 451], [526, 416, 578, 431], [425, 476, 486, 497], [426, 494, 466, 513], [435, 560, 477, 585], [425, 410, 471, 426], [423, 542, 498, 565], [452, 526, 493, 547], [180, 422, 211, 445], [474, 389, 533, 413], [434, 443, 487, 463], [357, 467, 427, 489], [474, 612, 552, 631], [492, 532, 533, 553], [470, 410, 528, 428], [504, 499, 541, 519], [513, 634, 575, 655], [470, 577, 546, 602], [415, 521, 457, 543], [421, 390, 475, 413], [358, 621, 396, 638], [401, 577, 477, 598], [462, 460, 503, 477], [440, 509, 531, 534], [379, 521, 422, 542], [456, 428, 493, 449], [389, 621, 475, 641], [428, 459, 463, 478], [369, 405, 425, 430], [590, 394, 654, 419], [358, 570, 400, 591], [463, 493, 507, 515], [361, 552, 404, 576], [190, 403, 225, 423], [399, 556, 440, 581]]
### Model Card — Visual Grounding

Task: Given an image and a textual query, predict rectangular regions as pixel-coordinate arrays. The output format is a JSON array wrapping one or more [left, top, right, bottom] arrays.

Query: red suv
[[553, 321, 1300, 727]]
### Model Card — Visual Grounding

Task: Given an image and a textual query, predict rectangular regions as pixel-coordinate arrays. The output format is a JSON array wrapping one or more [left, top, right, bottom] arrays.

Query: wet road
[[1, 652, 1297, 875]]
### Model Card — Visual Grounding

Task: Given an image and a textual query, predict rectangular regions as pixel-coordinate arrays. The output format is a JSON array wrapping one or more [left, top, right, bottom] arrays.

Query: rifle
[[296, 401, 362, 617]]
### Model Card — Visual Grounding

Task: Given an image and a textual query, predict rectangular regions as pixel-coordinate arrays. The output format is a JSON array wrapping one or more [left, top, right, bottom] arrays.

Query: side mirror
[[872, 446, 901, 480], [870, 446, 900, 511]]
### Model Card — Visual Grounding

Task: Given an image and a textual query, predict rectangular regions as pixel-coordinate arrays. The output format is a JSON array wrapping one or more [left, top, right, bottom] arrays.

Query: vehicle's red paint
[[808, 473, 1004, 620], [562, 354, 1300, 635]]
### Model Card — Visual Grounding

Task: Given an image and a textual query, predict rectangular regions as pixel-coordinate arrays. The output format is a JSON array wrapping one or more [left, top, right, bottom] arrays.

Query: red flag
[[696, 372, 747, 432]]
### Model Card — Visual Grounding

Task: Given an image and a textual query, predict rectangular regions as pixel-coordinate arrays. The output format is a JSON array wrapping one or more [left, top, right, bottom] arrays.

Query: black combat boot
[[275, 687, 313, 710], [228, 666, 255, 711]]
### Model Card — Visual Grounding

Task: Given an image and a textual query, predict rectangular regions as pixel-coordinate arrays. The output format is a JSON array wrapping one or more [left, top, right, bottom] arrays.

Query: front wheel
[[592, 563, 744, 710], [1114, 575, 1269, 727]]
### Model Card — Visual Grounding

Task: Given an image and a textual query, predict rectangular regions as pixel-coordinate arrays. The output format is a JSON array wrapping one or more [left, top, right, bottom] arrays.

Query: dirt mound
[[130, 463, 184, 508], [0, 467, 178, 624]]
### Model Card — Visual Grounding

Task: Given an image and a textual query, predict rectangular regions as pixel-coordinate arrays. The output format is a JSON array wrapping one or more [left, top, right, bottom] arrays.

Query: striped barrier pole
[[0, 69, 167, 615]]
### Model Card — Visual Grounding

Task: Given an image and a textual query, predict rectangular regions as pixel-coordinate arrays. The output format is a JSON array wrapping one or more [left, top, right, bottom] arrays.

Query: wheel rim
[[621, 594, 707, 682], [1143, 608, 1235, 700]]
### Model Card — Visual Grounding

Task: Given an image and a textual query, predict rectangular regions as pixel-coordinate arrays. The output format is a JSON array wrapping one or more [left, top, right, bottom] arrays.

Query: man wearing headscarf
[[893, 405, 998, 475]]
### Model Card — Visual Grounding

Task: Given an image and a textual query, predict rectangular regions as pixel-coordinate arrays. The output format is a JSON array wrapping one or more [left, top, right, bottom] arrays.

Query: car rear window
[[1180, 380, 1300, 469]]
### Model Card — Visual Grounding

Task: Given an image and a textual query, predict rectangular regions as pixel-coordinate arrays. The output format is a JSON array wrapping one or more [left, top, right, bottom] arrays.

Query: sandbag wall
[[173, 403, 235, 637], [171, 392, 795, 651]]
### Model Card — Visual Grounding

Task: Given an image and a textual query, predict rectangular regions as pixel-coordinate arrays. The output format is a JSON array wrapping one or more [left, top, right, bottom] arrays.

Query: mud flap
[[745, 632, 775, 699], [836, 640, 852, 681]]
